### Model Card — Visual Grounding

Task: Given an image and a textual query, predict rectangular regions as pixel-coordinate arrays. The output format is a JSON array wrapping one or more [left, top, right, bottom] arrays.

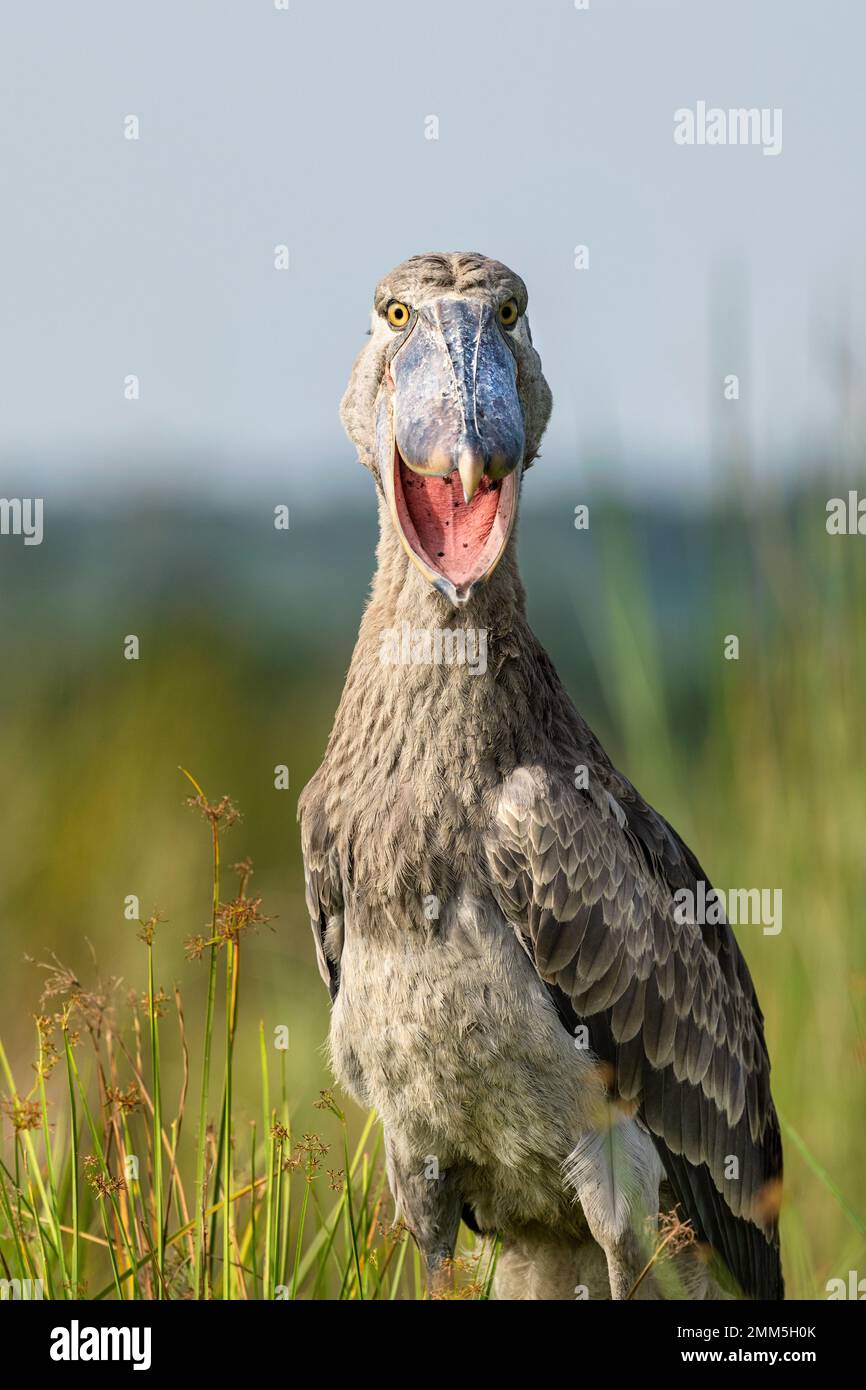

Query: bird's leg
[[601, 1228, 656, 1301], [567, 1103, 663, 1299], [385, 1137, 463, 1297]]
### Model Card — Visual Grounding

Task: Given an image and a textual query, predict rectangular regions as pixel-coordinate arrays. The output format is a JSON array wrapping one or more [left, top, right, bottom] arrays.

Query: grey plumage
[[299, 252, 783, 1300]]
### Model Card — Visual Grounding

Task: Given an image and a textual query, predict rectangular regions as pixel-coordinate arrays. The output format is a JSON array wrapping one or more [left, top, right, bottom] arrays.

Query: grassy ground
[[0, 492, 863, 1299]]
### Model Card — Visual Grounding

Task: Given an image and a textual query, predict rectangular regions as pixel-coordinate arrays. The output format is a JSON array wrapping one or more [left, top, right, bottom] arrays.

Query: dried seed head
[[84, 1154, 126, 1198], [136, 911, 166, 947], [232, 858, 254, 895], [138, 987, 169, 1018], [105, 1083, 143, 1115], [185, 793, 240, 829], [36, 952, 119, 1038], [215, 894, 272, 945], [655, 1206, 697, 1258], [1, 1095, 42, 1132]]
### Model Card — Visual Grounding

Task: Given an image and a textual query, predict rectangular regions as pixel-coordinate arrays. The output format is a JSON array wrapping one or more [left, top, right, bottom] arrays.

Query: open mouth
[[390, 447, 519, 605]]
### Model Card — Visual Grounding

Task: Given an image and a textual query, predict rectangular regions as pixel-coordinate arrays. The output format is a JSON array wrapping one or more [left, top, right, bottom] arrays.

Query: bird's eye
[[498, 298, 519, 329], [387, 301, 411, 330]]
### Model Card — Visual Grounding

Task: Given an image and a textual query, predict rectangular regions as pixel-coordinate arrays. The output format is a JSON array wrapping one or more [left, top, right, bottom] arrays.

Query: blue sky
[[1, 0, 864, 504]]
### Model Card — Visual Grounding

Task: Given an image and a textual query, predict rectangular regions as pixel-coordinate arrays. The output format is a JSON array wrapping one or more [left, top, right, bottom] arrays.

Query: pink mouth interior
[[394, 456, 516, 589]]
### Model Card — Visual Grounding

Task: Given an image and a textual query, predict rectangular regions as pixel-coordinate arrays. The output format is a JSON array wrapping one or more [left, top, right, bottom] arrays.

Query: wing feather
[[298, 784, 344, 1000], [486, 765, 784, 1300]]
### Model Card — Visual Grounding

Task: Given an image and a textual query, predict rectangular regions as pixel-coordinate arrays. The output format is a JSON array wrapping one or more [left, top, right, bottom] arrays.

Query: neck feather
[[312, 500, 589, 904]]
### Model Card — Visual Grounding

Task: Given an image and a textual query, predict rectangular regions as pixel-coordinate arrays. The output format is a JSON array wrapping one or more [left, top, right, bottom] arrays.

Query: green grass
[[0, 773, 500, 1300]]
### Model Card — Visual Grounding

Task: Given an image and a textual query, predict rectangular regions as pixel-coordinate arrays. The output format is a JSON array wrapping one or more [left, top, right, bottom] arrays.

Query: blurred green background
[[0, 482, 864, 1297]]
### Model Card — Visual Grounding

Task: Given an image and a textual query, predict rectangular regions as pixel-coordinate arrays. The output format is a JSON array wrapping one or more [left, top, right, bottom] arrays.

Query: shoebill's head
[[341, 252, 552, 607]]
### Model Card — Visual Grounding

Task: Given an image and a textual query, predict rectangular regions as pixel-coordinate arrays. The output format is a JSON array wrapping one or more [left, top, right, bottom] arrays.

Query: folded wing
[[485, 765, 784, 1300]]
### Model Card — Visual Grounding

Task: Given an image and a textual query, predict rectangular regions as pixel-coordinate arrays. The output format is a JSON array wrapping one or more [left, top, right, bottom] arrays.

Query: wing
[[298, 781, 344, 1000], [485, 764, 784, 1300]]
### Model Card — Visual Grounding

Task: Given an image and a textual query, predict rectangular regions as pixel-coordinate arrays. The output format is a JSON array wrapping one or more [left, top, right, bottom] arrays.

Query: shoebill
[[299, 252, 783, 1301]]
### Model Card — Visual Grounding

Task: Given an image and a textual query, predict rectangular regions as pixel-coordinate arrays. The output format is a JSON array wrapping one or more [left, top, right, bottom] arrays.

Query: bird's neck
[[324, 500, 572, 777], [315, 502, 586, 903]]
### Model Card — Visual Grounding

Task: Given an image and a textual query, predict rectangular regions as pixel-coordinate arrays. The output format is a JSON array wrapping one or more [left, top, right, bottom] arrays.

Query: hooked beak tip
[[458, 446, 485, 504]]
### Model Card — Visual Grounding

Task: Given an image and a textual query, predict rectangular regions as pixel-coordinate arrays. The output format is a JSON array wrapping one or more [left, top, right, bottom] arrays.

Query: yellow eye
[[499, 298, 519, 329], [387, 301, 411, 329]]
